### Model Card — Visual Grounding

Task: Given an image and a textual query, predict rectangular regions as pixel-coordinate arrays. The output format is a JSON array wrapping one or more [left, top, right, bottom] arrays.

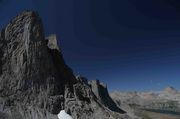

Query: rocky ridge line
[[0, 11, 129, 119]]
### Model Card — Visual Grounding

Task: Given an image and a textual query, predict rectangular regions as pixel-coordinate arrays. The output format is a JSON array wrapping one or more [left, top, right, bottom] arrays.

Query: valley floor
[[135, 109, 180, 119]]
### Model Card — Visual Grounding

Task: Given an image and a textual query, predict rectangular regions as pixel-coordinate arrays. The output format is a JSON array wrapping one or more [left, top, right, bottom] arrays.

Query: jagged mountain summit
[[163, 86, 178, 94], [0, 11, 129, 119]]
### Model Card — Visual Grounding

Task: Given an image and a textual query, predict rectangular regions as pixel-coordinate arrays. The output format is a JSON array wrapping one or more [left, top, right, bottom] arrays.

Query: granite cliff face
[[0, 11, 128, 119], [88, 80, 125, 113]]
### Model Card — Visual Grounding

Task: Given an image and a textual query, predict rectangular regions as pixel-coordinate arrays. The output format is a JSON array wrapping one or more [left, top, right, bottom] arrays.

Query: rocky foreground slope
[[0, 11, 129, 119]]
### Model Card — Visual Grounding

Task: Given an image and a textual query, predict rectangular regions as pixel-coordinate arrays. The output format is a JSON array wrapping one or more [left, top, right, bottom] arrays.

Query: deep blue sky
[[1, 0, 180, 91]]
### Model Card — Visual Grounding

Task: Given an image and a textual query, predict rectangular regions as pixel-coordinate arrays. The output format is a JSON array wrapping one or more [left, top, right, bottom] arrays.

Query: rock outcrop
[[0, 11, 128, 119], [89, 80, 125, 113], [66, 76, 127, 119], [0, 10, 75, 119]]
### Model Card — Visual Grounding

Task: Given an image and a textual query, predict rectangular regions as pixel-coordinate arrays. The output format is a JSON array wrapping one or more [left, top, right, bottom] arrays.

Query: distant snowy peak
[[58, 110, 73, 119], [111, 87, 180, 107], [163, 86, 178, 94]]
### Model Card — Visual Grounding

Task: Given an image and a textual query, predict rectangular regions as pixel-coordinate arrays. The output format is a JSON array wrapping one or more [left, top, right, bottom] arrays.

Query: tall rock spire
[[0, 11, 76, 115], [0, 11, 128, 119]]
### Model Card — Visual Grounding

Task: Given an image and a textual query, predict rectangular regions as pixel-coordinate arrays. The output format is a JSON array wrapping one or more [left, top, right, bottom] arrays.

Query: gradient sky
[[1, 0, 180, 91]]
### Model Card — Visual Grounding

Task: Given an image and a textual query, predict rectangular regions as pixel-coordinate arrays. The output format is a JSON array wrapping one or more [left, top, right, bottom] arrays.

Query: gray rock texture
[[0, 11, 129, 119], [88, 80, 125, 113], [0, 10, 73, 119], [65, 76, 128, 119]]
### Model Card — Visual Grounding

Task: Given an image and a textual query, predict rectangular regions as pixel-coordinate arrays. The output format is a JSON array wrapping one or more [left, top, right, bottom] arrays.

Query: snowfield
[[58, 110, 73, 119]]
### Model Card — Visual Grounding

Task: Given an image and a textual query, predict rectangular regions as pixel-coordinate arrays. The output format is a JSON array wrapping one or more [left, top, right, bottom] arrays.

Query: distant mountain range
[[110, 86, 180, 118]]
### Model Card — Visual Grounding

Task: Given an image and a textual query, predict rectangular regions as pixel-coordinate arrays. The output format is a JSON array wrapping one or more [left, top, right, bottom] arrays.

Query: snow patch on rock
[[58, 110, 73, 119]]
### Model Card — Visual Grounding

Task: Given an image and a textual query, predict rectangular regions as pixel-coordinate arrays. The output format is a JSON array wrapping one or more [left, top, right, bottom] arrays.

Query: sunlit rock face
[[0, 11, 129, 119], [0, 11, 76, 119]]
